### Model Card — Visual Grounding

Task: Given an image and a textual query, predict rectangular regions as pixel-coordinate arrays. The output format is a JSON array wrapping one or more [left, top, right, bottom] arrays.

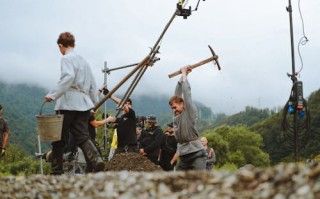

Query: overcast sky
[[0, 0, 319, 114]]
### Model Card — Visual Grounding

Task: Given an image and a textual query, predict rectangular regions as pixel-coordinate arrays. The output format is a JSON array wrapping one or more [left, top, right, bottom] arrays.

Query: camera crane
[[95, 0, 207, 114], [96, 0, 207, 150]]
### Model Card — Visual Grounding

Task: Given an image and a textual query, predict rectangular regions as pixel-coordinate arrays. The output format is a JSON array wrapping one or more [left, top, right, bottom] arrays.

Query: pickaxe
[[168, 45, 221, 78]]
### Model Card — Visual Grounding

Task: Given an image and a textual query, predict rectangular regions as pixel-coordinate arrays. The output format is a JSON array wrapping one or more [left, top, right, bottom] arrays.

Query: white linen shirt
[[46, 48, 98, 111]]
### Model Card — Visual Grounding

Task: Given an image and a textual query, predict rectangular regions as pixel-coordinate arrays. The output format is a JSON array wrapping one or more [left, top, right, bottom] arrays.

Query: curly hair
[[57, 32, 75, 47]]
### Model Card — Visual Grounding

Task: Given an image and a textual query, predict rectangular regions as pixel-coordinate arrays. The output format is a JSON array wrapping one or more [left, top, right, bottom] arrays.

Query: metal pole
[[115, 64, 149, 117], [37, 135, 43, 175], [103, 61, 108, 151], [287, 0, 296, 80], [94, 55, 151, 111], [287, 0, 298, 162], [115, 46, 161, 117], [94, 8, 177, 111], [114, 11, 177, 113]]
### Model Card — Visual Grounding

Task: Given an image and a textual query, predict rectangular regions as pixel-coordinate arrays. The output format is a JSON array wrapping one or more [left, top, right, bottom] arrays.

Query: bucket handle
[[39, 102, 61, 116], [39, 102, 46, 115]]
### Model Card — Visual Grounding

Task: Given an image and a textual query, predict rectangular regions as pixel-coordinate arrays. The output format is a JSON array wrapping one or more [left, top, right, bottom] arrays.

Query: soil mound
[[105, 152, 162, 172]]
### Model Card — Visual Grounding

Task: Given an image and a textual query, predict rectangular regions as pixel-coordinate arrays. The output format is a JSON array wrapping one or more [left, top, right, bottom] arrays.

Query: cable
[[298, 0, 308, 39], [281, 85, 310, 151], [296, 0, 309, 74]]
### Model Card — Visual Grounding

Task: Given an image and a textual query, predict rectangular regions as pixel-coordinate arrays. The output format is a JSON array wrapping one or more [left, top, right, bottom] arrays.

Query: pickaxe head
[[168, 45, 221, 78], [208, 45, 221, 70]]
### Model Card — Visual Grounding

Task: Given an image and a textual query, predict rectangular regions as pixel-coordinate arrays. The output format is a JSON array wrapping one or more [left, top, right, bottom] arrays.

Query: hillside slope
[[0, 81, 215, 154]]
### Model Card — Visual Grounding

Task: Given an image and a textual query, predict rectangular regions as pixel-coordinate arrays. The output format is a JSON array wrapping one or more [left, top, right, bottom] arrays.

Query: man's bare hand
[[181, 66, 192, 75], [106, 116, 116, 123], [44, 96, 53, 102], [139, 148, 147, 156]]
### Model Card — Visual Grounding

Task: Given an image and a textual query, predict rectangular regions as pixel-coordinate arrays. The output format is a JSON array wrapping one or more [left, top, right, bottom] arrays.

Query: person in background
[[105, 93, 137, 155], [0, 104, 9, 157], [108, 128, 118, 160], [136, 125, 143, 150], [136, 116, 146, 150], [139, 115, 163, 165], [45, 32, 104, 174], [200, 136, 216, 171], [159, 122, 178, 171], [168, 66, 206, 170]]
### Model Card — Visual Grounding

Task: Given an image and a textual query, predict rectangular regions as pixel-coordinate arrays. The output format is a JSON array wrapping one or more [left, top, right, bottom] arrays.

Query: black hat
[[167, 122, 173, 128], [147, 114, 157, 123], [0, 104, 2, 110]]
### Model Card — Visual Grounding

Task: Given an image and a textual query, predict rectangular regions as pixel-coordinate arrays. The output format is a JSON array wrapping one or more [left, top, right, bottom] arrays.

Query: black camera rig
[[176, 3, 191, 19], [176, 0, 205, 19]]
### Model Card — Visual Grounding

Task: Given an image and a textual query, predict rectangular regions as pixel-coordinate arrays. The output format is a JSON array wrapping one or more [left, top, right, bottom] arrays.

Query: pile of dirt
[[105, 152, 162, 172]]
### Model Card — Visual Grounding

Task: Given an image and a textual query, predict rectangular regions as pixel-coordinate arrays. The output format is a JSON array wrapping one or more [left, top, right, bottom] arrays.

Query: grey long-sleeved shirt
[[46, 49, 98, 111], [173, 79, 203, 156]]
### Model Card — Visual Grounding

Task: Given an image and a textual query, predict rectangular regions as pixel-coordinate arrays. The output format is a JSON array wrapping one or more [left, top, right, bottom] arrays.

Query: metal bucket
[[36, 102, 64, 141]]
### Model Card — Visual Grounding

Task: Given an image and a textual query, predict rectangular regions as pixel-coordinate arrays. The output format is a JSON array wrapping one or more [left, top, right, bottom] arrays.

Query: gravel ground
[[1, 158, 320, 199]]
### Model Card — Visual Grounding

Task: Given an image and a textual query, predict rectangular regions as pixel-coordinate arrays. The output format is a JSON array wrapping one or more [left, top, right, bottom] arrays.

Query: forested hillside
[[0, 81, 53, 155], [210, 89, 320, 165], [249, 89, 319, 164], [0, 81, 215, 155], [1, 80, 319, 165]]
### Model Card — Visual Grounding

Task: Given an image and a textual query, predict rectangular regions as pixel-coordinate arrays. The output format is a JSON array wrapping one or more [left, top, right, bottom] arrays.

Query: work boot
[[50, 158, 63, 175], [50, 146, 64, 175], [93, 140, 102, 156], [80, 139, 105, 172], [83, 149, 94, 173]]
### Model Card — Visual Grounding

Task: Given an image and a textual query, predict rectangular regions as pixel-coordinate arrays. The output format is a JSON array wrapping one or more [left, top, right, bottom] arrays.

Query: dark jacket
[[116, 108, 137, 147], [140, 126, 163, 158]]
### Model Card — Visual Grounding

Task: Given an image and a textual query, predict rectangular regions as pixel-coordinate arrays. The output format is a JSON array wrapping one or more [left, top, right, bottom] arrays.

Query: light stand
[[282, 0, 310, 162], [102, 61, 109, 152]]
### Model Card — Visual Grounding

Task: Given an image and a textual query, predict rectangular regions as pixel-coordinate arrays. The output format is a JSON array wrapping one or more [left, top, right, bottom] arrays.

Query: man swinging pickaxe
[[168, 45, 221, 78]]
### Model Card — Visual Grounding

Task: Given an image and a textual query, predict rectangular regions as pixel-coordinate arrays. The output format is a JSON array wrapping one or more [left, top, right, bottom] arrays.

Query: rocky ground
[[1, 153, 320, 199]]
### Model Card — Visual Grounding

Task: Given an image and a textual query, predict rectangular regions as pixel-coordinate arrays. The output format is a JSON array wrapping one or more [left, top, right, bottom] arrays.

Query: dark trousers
[[178, 149, 207, 171], [52, 110, 91, 159], [160, 155, 175, 171], [147, 155, 159, 165]]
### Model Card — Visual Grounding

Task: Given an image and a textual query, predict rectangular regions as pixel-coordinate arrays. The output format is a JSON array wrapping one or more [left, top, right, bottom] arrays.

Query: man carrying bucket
[[44, 32, 104, 174]]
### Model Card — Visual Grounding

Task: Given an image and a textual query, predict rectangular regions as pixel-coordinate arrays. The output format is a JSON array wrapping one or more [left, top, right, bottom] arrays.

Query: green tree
[[229, 150, 246, 167], [0, 144, 50, 176], [251, 114, 290, 164], [300, 89, 320, 159], [203, 125, 270, 168]]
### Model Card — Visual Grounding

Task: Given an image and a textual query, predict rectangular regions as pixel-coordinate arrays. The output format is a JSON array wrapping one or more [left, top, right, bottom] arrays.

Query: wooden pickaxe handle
[[168, 55, 218, 78]]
